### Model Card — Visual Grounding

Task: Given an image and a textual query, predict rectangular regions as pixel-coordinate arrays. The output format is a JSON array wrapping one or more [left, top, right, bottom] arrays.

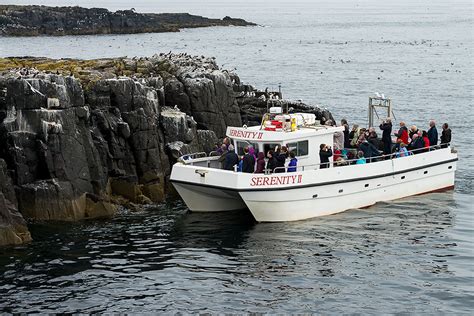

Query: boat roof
[[226, 125, 344, 142]]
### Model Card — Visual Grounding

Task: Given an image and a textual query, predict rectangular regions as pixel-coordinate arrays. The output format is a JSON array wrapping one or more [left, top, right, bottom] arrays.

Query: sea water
[[0, 0, 472, 313]]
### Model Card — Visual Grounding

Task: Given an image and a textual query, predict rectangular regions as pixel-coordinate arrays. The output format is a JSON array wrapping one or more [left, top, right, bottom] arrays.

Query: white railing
[[270, 143, 452, 173], [178, 143, 453, 173]]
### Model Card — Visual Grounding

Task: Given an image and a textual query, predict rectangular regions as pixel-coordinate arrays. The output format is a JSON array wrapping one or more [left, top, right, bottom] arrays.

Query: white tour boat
[[170, 96, 458, 222]]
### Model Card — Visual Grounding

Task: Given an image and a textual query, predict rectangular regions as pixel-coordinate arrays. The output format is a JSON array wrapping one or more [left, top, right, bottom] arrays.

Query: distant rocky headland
[[0, 5, 256, 36], [0, 53, 334, 246]]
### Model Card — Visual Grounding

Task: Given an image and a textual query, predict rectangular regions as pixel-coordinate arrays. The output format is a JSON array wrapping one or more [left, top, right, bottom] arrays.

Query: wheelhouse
[[227, 119, 344, 169]]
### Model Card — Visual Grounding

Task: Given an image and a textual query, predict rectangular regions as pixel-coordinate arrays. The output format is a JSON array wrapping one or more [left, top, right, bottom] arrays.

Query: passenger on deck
[[223, 137, 231, 150], [395, 121, 409, 145], [334, 128, 344, 150], [319, 144, 333, 169], [274, 146, 288, 173], [356, 151, 366, 164], [214, 142, 223, 155], [266, 150, 277, 173], [248, 146, 257, 161], [255, 152, 265, 173], [422, 130, 430, 152], [356, 128, 367, 147], [396, 143, 409, 157], [440, 123, 452, 148], [359, 140, 380, 162], [409, 133, 424, 153], [349, 124, 360, 148], [242, 146, 256, 173], [379, 118, 393, 157], [367, 127, 380, 149], [223, 144, 239, 171], [427, 120, 438, 146], [334, 147, 348, 166], [341, 119, 350, 148], [409, 125, 419, 140], [217, 144, 228, 167], [287, 151, 298, 172]]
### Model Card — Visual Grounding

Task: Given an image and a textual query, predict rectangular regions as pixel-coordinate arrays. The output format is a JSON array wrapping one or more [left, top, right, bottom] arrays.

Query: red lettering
[[249, 175, 303, 186], [229, 130, 265, 139], [289, 175, 295, 184]]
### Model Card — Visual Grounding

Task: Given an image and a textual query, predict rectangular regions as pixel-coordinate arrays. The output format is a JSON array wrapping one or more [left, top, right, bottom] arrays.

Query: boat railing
[[178, 143, 453, 173], [178, 152, 208, 161], [177, 151, 222, 169], [271, 143, 451, 173]]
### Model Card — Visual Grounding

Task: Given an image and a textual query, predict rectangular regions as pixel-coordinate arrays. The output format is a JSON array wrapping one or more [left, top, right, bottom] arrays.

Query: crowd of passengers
[[329, 118, 452, 167], [213, 119, 452, 173]]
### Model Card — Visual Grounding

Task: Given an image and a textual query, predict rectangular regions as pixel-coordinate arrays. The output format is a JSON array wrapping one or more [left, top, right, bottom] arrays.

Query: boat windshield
[[263, 143, 281, 155], [286, 140, 309, 156], [235, 140, 260, 156]]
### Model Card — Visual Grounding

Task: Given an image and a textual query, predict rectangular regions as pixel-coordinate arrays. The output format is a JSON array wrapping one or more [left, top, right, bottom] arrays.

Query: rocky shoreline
[[0, 54, 334, 246], [0, 5, 256, 36]]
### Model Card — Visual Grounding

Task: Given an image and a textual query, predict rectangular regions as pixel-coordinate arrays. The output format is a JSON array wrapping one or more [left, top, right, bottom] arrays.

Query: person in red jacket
[[395, 121, 409, 145], [422, 130, 430, 152]]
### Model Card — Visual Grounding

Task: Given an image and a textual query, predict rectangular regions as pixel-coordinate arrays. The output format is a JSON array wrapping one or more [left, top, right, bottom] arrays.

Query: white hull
[[173, 182, 246, 212], [241, 162, 454, 222], [171, 148, 457, 222]]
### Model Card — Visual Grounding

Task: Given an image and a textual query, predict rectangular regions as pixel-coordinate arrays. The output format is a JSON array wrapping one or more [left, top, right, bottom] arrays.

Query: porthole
[[424, 171, 428, 174], [401, 176, 405, 180], [312, 194, 318, 198], [448, 166, 452, 169], [364, 184, 369, 187], [338, 189, 343, 193]]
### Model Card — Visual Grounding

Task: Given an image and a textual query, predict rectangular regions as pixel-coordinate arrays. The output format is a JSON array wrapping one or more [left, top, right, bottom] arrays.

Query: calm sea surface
[[0, 0, 473, 313]]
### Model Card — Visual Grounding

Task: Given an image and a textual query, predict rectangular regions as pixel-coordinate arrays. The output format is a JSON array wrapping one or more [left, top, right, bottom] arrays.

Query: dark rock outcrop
[[0, 159, 31, 246], [0, 5, 256, 37], [0, 54, 333, 245]]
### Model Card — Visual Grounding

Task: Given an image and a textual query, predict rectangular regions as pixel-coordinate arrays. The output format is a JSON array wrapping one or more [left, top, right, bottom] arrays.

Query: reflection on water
[[1, 192, 471, 313]]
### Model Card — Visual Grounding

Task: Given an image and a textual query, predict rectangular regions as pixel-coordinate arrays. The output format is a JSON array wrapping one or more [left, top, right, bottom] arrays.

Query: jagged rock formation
[[0, 159, 31, 246], [0, 54, 333, 246], [0, 5, 255, 36]]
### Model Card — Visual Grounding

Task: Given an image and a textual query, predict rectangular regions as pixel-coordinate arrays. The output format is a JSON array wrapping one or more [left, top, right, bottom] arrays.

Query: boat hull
[[170, 148, 457, 222], [240, 162, 455, 222], [172, 182, 247, 212]]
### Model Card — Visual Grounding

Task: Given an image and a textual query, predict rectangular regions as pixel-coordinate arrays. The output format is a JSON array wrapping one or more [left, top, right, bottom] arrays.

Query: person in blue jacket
[[356, 151, 366, 164], [287, 151, 298, 172]]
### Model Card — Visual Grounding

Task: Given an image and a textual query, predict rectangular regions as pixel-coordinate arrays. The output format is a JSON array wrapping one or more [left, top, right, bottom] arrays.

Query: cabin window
[[287, 140, 309, 157], [235, 141, 259, 156], [263, 143, 281, 155]]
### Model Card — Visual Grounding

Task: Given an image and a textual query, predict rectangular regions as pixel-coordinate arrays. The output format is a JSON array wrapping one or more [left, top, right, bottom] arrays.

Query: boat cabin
[[226, 108, 344, 170]]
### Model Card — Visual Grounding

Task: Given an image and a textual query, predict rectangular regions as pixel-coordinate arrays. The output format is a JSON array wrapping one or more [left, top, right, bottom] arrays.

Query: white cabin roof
[[226, 125, 344, 142]]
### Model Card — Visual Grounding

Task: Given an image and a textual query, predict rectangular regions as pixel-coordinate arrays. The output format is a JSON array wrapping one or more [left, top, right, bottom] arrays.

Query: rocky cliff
[[0, 5, 255, 36], [0, 54, 333, 246]]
